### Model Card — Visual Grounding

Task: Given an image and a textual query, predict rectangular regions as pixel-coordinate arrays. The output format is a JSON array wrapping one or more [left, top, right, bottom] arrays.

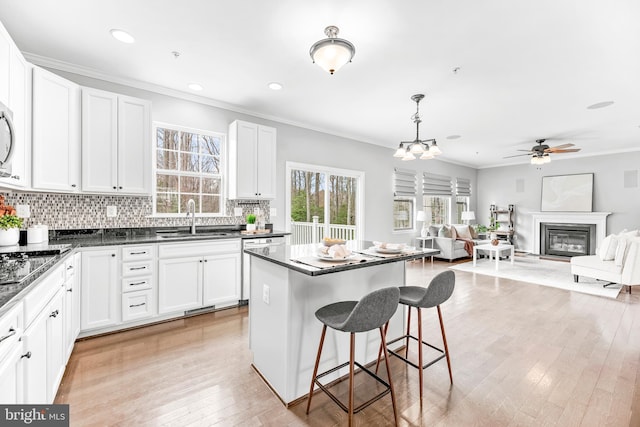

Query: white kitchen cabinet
[[81, 248, 120, 331], [63, 253, 80, 360], [0, 21, 10, 106], [22, 299, 48, 404], [32, 66, 81, 192], [0, 343, 24, 404], [120, 244, 156, 322], [82, 88, 151, 194], [228, 120, 276, 199], [203, 252, 241, 307], [158, 256, 203, 314], [45, 289, 65, 403], [158, 240, 241, 314], [122, 289, 155, 322]]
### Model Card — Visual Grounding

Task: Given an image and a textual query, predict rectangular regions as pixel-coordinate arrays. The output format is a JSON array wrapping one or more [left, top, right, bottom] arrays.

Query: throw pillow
[[614, 238, 628, 267], [428, 225, 440, 237], [454, 224, 472, 239], [597, 234, 618, 261], [438, 225, 452, 238], [470, 226, 478, 239], [621, 229, 640, 238]]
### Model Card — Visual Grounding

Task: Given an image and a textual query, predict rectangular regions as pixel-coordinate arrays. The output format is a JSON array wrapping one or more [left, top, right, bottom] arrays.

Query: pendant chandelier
[[393, 94, 442, 161], [309, 26, 355, 75]]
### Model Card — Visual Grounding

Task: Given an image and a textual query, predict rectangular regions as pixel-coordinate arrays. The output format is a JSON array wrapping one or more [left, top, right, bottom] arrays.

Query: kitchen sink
[[157, 231, 239, 238]]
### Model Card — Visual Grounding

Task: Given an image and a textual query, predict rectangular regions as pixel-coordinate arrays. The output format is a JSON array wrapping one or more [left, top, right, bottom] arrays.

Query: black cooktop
[[0, 253, 57, 286]]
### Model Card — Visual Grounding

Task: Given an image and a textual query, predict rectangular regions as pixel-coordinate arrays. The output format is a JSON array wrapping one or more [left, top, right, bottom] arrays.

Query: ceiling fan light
[[409, 143, 424, 154], [309, 26, 355, 75], [393, 146, 406, 158], [543, 154, 551, 163]]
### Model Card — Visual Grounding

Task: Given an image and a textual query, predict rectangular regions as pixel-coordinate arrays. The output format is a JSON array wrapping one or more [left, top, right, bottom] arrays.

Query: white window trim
[[285, 161, 365, 241], [152, 121, 227, 217]]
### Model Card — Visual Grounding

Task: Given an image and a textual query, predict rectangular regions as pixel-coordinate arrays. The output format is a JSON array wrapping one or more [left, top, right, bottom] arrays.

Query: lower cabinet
[[22, 295, 51, 403], [63, 253, 81, 360], [158, 240, 241, 314], [0, 344, 24, 403], [81, 248, 120, 331], [45, 290, 65, 403]]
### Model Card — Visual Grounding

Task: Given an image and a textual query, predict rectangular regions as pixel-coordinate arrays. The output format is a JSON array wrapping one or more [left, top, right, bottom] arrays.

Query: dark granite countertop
[[0, 226, 290, 316], [244, 241, 440, 276]]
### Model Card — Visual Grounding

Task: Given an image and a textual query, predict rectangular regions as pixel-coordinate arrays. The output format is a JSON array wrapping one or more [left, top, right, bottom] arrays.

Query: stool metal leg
[[437, 305, 453, 384], [306, 325, 327, 414], [348, 332, 355, 427], [374, 321, 389, 375], [379, 326, 399, 425], [405, 306, 412, 359], [417, 307, 424, 401]]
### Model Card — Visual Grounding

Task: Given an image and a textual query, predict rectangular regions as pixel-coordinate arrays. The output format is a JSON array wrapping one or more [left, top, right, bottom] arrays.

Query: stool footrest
[[386, 334, 446, 370], [313, 361, 391, 414]]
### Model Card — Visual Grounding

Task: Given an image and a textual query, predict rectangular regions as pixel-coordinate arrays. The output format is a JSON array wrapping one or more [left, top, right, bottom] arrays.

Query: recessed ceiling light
[[587, 101, 614, 109], [187, 83, 203, 91], [268, 82, 283, 91], [110, 29, 135, 44], [446, 135, 461, 140]]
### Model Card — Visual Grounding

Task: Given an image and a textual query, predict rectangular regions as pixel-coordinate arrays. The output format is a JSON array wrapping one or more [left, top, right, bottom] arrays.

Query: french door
[[286, 162, 364, 245]]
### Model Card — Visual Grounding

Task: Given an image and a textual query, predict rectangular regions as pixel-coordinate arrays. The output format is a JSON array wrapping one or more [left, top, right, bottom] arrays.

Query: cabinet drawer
[[158, 239, 241, 259], [64, 256, 76, 281], [122, 276, 153, 293], [0, 303, 23, 363], [122, 289, 155, 322], [23, 265, 64, 328], [122, 245, 154, 261], [122, 260, 153, 277]]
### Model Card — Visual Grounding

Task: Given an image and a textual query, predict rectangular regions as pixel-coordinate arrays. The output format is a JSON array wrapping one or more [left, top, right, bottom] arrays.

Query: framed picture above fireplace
[[541, 173, 593, 212]]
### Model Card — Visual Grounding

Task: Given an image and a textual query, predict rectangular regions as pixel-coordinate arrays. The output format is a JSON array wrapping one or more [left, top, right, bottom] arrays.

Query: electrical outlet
[[16, 204, 30, 218], [106, 206, 117, 217], [254, 207, 261, 215], [234, 207, 243, 217], [262, 284, 270, 305], [269, 207, 277, 217]]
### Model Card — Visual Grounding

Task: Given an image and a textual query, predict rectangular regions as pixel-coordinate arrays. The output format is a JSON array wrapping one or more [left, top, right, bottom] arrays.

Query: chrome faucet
[[186, 199, 196, 235]]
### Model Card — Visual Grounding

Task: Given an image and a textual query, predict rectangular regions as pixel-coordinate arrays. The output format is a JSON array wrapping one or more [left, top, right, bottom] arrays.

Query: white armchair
[[571, 238, 640, 293]]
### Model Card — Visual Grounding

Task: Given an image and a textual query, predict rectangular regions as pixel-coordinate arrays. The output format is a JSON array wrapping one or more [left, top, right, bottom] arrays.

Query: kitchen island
[[244, 241, 439, 405]]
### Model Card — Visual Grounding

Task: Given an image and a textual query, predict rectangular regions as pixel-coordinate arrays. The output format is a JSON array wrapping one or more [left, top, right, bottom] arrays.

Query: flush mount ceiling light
[[187, 83, 203, 91], [309, 26, 355, 75], [393, 94, 442, 161], [586, 101, 614, 109], [268, 82, 283, 90], [110, 29, 135, 44]]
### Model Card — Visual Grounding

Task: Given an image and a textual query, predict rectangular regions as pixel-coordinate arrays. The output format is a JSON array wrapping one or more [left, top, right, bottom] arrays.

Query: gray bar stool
[[378, 270, 455, 401], [306, 287, 400, 426]]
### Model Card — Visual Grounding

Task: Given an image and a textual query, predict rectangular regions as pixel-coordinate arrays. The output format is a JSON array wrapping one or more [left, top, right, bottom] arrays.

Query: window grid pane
[[155, 125, 225, 214]]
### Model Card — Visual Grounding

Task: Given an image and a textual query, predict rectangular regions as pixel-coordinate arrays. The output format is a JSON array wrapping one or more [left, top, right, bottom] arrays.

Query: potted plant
[[0, 213, 23, 246], [246, 214, 257, 232]]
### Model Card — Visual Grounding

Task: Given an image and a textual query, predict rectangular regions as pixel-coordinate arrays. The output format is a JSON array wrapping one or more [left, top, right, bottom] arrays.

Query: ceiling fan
[[504, 139, 581, 164]]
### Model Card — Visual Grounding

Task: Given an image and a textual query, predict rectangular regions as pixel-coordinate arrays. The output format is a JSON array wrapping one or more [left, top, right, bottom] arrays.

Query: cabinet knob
[[21, 351, 32, 359], [67, 288, 73, 293], [50, 309, 59, 318], [71, 184, 77, 188], [111, 254, 116, 257], [199, 259, 203, 263], [113, 186, 117, 190], [119, 186, 123, 190]]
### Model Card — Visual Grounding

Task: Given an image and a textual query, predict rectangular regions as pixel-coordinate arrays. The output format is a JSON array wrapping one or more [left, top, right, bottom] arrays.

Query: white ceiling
[[1, 0, 639, 169]]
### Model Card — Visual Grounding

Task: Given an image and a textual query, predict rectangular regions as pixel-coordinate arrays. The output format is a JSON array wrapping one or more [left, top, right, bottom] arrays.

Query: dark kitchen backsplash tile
[[2, 192, 270, 230]]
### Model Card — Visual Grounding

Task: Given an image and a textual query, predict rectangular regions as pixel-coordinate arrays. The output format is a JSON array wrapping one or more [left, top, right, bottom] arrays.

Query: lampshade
[[393, 146, 406, 158], [416, 210, 426, 222], [461, 211, 475, 221], [309, 26, 355, 75]]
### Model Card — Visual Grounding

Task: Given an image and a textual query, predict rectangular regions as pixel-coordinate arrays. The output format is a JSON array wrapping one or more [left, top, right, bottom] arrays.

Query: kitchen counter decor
[[0, 195, 22, 246]]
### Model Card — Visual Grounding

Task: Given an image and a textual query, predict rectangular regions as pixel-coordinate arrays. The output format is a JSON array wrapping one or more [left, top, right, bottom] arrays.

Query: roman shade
[[455, 177, 471, 196], [422, 173, 452, 196], [394, 168, 417, 197]]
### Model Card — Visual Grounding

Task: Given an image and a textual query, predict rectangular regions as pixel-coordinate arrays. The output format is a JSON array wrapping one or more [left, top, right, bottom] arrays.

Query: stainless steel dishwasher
[[241, 236, 286, 305]]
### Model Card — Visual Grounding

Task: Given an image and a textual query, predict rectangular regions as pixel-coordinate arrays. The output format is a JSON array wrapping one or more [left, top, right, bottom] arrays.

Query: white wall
[[477, 152, 640, 252], [49, 69, 478, 244]]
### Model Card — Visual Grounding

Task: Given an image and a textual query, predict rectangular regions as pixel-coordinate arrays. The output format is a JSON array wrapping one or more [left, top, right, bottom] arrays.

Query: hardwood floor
[[56, 260, 640, 426]]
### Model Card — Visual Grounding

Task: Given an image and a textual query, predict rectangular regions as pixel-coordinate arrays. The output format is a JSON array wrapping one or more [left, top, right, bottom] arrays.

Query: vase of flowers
[[0, 214, 23, 246]]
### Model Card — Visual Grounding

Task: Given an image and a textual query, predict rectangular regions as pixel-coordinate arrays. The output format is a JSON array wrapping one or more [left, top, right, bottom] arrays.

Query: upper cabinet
[[228, 120, 276, 199], [0, 22, 31, 188], [32, 66, 81, 192], [82, 88, 151, 194]]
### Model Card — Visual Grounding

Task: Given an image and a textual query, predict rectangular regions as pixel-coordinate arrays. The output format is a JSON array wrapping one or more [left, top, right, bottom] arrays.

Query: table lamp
[[416, 210, 428, 237], [461, 211, 475, 224]]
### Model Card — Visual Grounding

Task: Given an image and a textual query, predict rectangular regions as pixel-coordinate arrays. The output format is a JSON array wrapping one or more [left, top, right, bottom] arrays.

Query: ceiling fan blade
[[516, 149, 533, 152], [503, 153, 532, 158], [549, 148, 581, 153], [548, 143, 574, 149]]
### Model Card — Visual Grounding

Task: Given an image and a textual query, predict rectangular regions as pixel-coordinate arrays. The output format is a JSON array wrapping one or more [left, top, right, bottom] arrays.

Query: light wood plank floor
[[56, 259, 640, 426]]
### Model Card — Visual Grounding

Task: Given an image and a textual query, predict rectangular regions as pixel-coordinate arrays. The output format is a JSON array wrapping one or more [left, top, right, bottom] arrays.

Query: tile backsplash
[[2, 192, 270, 230]]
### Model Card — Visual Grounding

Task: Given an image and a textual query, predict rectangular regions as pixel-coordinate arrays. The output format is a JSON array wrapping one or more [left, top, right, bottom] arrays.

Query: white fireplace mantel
[[531, 212, 611, 255]]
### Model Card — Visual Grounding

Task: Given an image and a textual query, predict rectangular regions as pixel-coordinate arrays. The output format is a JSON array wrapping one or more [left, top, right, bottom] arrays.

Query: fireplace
[[531, 211, 610, 255], [541, 223, 596, 257]]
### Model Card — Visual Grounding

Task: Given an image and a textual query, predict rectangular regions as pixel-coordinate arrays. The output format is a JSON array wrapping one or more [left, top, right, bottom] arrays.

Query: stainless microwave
[[0, 100, 15, 178]]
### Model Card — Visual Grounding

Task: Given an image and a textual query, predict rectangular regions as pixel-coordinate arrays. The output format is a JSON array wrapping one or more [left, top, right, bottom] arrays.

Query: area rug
[[449, 256, 622, 298]]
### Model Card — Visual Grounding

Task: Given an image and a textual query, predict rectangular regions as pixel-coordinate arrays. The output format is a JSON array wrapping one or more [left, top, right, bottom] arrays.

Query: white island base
[[249, 256, 406, 406]]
